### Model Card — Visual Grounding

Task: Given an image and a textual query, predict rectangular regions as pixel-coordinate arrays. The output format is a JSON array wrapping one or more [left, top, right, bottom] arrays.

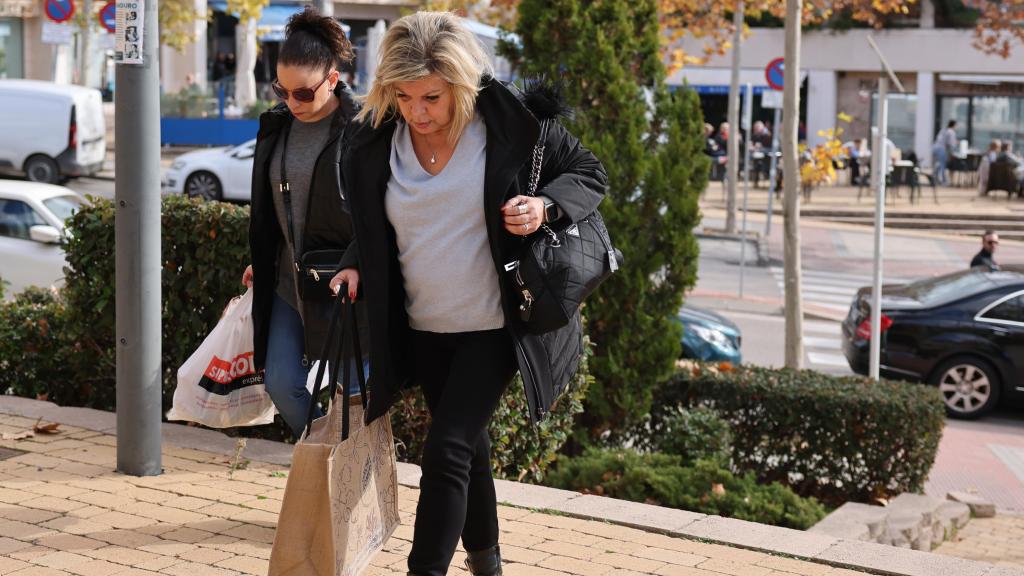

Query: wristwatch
[[543, 200, 560, 224]]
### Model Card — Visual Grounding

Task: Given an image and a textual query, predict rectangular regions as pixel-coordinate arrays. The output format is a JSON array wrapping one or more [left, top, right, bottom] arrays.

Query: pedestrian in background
[[933, 119, 958, 186], [329, 11, 607, 575], [978, 139, 1001, 196], [241, 7, 364, 438], [971, 230, 1000, 271]]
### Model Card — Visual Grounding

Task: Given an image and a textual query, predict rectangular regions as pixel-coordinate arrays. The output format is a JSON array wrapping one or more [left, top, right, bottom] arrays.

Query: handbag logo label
[[567, 224, 579, 237], [198, 352, 263, 395]]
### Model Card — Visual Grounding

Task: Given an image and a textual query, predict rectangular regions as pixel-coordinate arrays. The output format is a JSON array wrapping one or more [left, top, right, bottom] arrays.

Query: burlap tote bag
[[269, 295, 399, 576]]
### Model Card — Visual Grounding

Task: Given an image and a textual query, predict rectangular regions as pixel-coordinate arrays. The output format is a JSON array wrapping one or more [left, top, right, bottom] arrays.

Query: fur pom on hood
[[520, 80, 573, 122]]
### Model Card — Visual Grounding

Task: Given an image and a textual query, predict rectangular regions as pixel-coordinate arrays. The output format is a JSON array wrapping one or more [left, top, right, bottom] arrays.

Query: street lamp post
[[115, 0, 163, 476]]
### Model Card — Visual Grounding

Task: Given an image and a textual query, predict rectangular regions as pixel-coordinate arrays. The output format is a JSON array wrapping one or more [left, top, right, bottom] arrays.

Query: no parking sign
[[99, 1, 116, 33], [43, 0, 74, 23], [765, 58, 785, 91]]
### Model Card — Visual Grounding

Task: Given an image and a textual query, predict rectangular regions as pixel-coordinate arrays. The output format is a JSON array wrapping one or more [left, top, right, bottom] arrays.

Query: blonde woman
[[329, 11, 607, 576]]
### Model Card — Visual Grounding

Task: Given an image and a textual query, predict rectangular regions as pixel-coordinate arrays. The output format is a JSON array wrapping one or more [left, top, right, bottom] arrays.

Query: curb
[[1, 396, 1019, 576]]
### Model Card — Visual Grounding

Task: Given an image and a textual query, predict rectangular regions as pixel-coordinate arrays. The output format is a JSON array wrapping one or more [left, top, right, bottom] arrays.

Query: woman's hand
[[330, 268, 360, 301], [241, 265, 253, 288], [502, 195, 546, 236]]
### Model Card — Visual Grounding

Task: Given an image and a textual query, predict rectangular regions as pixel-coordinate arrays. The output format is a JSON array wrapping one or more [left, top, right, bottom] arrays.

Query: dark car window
[[0, 199, 46, 240], [981, 294, 1024, 323], [903, 269, 1024, 307]]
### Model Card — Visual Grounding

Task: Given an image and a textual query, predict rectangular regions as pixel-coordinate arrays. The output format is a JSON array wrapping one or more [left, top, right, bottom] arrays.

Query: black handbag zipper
[[513, 336, 545, 420]]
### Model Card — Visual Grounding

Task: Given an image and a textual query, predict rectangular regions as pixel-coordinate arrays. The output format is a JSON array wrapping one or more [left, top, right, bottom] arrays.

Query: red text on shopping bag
[[198, 352, 264, 395]]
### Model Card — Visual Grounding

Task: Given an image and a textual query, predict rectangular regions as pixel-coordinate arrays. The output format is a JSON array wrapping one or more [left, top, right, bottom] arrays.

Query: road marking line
[[807, 352, 850, 367]]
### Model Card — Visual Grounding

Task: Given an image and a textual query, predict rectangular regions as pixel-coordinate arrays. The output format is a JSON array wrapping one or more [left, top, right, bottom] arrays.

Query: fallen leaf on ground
[[1, 430, 33, 440], [32, 418, 61, 434]]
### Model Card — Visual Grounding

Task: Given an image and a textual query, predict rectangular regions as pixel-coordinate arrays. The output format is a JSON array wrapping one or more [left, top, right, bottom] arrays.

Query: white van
[[0, 80, 106, 184]]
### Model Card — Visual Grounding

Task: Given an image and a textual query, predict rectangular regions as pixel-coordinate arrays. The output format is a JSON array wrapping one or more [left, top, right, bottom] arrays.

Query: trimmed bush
[[544, 448, 827, 529], [0, 287, 73, 401], [658, 364, 945, 506], [633, 405, 732, 467], [0, 195, 586, 481]]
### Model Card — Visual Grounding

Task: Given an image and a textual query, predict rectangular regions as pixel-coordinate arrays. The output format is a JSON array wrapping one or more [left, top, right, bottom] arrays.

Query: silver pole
[[115, 0, 163, 476], [766, 107, 781, 236], [725, 0, 743, 234], [869, 75, 890, 381], [739, 83, 752, 298]]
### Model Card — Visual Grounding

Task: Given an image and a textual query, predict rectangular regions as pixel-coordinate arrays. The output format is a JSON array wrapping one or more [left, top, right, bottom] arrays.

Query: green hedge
[[656, 364, 945, 506], [544, 448, 827, 529], [633, 405, 733, 467], [0, 195, 586, 481], [0, 287, 72, 401]]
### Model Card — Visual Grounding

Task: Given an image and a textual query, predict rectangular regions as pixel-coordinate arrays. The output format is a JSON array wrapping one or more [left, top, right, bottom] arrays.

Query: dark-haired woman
[[240, 6, 364, 438]]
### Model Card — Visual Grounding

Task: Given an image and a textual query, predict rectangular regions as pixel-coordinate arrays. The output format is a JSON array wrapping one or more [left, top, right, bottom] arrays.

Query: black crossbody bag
[[504, 124, 623, 335], [279, 121, 344, 301]]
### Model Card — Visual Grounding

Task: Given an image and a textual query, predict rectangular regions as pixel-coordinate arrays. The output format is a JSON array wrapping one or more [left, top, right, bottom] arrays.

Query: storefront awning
[[668, 67, 807, 95]]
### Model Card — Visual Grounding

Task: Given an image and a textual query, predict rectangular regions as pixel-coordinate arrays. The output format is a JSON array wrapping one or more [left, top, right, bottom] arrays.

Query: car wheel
[[930, 356, 1001, 419], [24, 155, 61, 184], [185, 171, 223, 201]]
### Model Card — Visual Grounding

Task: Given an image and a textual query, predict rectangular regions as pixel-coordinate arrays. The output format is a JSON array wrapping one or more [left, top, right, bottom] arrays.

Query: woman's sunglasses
[[272, 74, 331, 103]]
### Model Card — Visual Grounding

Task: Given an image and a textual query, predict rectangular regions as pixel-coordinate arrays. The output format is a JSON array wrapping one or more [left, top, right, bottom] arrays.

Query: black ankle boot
[[465, 544, 502, 576]]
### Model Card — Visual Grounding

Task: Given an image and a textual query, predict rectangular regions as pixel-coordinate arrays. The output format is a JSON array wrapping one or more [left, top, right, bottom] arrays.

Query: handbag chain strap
[[525, 123, 559, 246]]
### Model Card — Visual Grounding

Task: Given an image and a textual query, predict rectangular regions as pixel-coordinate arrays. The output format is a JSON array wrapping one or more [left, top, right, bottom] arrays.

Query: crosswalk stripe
[[805, 336, 842, 349], [807, 352, 850, 367], [802, 292, 858, 304], [804, 320, 842, 334]]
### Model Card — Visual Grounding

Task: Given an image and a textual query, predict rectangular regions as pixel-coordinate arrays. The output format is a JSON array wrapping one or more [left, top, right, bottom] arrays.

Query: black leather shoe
[[465, 544, 502, 576]]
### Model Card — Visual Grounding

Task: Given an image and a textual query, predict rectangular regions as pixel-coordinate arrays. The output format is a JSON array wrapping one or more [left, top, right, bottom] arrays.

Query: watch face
[[545, 204, 558, 222]]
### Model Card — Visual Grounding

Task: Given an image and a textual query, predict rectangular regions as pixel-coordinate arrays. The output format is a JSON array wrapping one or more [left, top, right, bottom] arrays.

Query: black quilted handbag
[[504, 129, 622, 335]]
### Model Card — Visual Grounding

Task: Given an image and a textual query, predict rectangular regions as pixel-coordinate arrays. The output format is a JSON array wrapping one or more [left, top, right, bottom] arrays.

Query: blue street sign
[[765, 58, 785, 91], [44, 0, 74, 23]]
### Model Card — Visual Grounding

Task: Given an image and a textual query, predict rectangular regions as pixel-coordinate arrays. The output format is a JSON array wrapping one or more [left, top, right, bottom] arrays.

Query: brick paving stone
[[157, 561, 239, 576], [0, 539, 32, 556], [29, 551, 93, 571], [0, 557, 31, 575], [66, 559, 130, 576], [211, 556, 265, 576], [6, 561, 71, 569], [80, 546, 161, 567], [696, 557, 774, 576], [7, 548, 55, 563], [652, 567, 716, 576], [0, 506, 61, 525], [32, 535, 105, 554], [176, 548, 234, 566], [537, 554, 616, 575]]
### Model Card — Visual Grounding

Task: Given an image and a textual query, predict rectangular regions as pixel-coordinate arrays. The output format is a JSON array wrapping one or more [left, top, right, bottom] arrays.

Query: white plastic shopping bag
[[168, 288, 276, 428]]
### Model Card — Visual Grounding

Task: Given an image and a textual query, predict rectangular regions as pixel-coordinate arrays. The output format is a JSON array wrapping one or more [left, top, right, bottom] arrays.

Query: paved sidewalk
[[0, 413, 864, 576], [936, 514, 1024, 570], [2, 398, 1022, 576]]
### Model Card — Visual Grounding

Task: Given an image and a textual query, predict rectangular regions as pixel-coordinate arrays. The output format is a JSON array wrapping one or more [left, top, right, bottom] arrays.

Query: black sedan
[[842, 266, 1024, 419]]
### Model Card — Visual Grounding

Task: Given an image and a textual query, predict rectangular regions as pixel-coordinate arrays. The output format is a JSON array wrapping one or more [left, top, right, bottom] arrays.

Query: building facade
[[671, 5, 1024, 168]]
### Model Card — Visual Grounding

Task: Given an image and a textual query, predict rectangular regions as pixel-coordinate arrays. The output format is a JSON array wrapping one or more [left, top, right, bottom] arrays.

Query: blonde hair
[[357, 11, 493, 143]]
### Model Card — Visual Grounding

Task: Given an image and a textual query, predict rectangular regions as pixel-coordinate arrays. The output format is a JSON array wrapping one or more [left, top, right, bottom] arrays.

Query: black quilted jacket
[[340, 77, 608, 424]]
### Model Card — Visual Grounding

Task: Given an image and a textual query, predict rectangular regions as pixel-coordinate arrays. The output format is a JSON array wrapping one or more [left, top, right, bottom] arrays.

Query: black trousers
[[407, 328, 517, 576]]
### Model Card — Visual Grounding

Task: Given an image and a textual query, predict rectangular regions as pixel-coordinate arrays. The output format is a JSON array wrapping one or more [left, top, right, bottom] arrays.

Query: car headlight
[[690, 325, 735, 350], [170, 160, 186, 171]]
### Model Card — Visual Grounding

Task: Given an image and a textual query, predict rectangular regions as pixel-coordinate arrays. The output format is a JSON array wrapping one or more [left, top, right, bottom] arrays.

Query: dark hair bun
[[280, 6, 354, 71]]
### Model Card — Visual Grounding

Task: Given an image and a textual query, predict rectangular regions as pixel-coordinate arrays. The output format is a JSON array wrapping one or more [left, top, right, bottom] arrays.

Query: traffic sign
[[44, 0, 73, 23], [99, 1, 115, 33], [765, 57, 785, 91]]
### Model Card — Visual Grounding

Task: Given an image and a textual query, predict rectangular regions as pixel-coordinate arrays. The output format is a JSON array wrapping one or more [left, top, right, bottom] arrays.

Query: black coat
[[341, 78, 608, 424], [250, 84, 361, 370]]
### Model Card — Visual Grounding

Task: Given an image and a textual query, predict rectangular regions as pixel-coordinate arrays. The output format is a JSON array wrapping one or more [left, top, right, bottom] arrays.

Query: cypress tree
[[509, 0, 708, 439]]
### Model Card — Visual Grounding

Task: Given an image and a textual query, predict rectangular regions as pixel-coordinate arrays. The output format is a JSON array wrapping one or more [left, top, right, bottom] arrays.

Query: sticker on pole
[[765, 58, 785, 91], [99, 1, 116, 34], [44, 0, 74, 23], [115, 0, 144, 65]]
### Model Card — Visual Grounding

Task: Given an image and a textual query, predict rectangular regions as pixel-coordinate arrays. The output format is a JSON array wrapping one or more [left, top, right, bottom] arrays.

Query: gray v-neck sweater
[[385, 114, 504, 333]]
